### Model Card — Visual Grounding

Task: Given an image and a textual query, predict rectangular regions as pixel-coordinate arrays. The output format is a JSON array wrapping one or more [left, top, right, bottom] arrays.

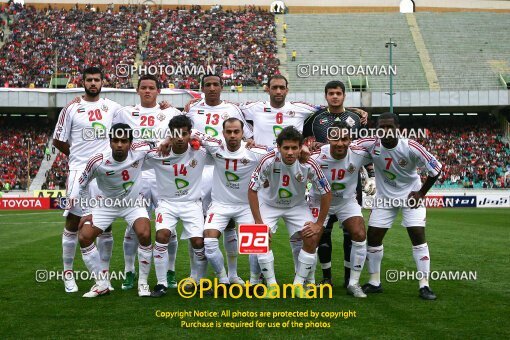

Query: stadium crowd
[[0, 5, 279, 89], [0, 123, 50, 191]]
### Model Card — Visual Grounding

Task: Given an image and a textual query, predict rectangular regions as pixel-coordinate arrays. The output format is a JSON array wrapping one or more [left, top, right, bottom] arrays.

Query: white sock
[[306, 252, 318, 284], [167, 233, 178, 272], [62, 229, 78, 272], [412, 243, 430, 288], [123, 227, 138, 273], [223, 228, 238, 279], [257, 250, 276, 285], [192, 247, 208, 282], [294, 249, 316, 285], [290, 236, 303, 273], [153, 242, 168, 286], [249, 254, 261, 284], [188, 241, 197, 280], [137, 244, 152, 285], [367, 245, 384, 286], [97, 231, 113, 275], [348, 240, 367, 286], [81, 244, 103, 285], [205, 238, 229, 284]]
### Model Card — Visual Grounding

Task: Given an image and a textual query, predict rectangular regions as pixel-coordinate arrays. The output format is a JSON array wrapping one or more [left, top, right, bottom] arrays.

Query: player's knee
[[136, 228, 151, 246], [203, 228, 220, 239], [191, 237, 204, 249], [78, 232, 94, 248], [65, 214, 80, 231], [350, 227, 366, 242], [156, 229, 170, 244]]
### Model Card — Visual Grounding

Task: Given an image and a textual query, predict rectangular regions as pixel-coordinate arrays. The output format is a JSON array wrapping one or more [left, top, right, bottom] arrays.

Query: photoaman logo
[[238, 224, 269, 254]]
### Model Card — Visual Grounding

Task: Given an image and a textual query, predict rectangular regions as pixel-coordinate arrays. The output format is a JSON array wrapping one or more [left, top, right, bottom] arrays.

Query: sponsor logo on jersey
[[189, 159, 198, 168], [225, 171, 240, 182], [347, 163, 356, 174], [332, 182, 345, 190], [122, 181, 134, 192], [175, 178, 189, 189], [101, 104, 109, 112], [92, 122, 106, 131], [278, 188, 293, 198], [106, 171, 115, 176], [383, 170, 397, 180], [205, 126, 219, 137], [132, 160, 140, 168], [398, 158, 408, 168], [295, 173, 304, 182], [273, 125, 283, 137], [264, 108, 271, 112], [287, 111, 296, 117], [157, 113, 165, 121]]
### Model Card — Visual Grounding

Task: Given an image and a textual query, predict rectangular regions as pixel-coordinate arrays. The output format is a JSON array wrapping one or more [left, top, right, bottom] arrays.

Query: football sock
[[412, 243, 430, 288], [137, 244, 153, 285], [63, 228, 78, 272], [204, 238, 229, 284], [348, 240, 367, 286], [153, 242, 168, 287], [367, 245, 384, 286], [123, 227, 138, 273]]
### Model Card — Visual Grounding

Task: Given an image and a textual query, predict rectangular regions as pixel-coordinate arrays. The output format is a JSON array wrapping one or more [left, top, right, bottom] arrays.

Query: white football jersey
[[354, 138, 442, 199], [310, 144, 372, 204], [249, 150, 330, 208], [53, 97, 122, 170], [185, 99, 253, 140], [143, 146, 211, 202], [115, 104, 181, 144], [239, 101, 317, 145], [78, 142, 150, 211], [196, 132, 269, 205]]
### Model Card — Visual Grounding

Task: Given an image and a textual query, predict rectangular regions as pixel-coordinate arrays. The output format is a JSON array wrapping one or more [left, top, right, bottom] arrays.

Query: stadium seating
[[0, 123, 50, 191]]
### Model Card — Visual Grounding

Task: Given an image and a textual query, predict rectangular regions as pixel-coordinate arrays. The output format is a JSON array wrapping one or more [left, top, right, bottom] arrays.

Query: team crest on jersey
[[287, 111, 296, 117], [240, 158, 249, 165], [295, 173, 304, 182], [101, 104, 109, 112], [157, 113, 166, 121], [347, 163, 356, 174], [221, 112, 229, 120], [398, 158, 408, 168], [132, 160, 140, 168], [189, 159, 198, 168]]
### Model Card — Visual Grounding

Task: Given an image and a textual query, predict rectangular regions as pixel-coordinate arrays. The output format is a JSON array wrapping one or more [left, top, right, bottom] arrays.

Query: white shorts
[[309, 197, 362, 226], [155, 200, 204, 239], [368, 206, 427, 228], [204, 201, 254, 233], [201, 166, 214, 214], [140, 170, 159, 211], [91, 205, 149, 231], [259, 202, 314, 237], [63, 169, 101, 217]]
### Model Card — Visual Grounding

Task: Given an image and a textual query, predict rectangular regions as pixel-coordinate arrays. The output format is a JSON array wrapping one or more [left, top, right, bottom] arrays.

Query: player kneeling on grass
[[248, 126, 332, 298], [144, 115, 210, 297], [309, 121, 373, 298], [77, 123, 153, 298], [355, 112, 442, 300]]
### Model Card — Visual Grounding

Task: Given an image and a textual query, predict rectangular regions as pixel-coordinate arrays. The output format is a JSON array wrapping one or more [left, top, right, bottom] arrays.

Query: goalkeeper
[[303, 80, 375, 288]]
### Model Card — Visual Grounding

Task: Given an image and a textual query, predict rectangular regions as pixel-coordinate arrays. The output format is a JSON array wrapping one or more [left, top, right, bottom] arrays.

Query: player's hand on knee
[[78, 214, 93, 230], [363, 177, 376, 195], [407, 191, 424, 209], [302, 221, 322, 238]]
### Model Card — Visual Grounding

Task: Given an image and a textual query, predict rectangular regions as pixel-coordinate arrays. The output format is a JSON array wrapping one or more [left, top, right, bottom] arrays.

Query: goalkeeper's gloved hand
[[363, 177, 376, 195]]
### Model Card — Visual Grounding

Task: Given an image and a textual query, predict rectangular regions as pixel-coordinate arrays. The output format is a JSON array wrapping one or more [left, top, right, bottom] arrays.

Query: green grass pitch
[[0, 208, 508, 339]]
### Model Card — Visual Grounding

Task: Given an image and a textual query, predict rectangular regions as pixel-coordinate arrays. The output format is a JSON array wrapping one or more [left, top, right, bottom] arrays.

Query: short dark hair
[[276, 126, 303, 147], [324, 80, 345, 95], [168, 115, 192, 132], [201, 73, 223, 88], [268, 74, 288, 88], [109, 123, 133, 142], [137, 74, 161, 89], [222, 117, 244, 130], [378, 112, 399, 126], [82, 67, 103, 81]]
